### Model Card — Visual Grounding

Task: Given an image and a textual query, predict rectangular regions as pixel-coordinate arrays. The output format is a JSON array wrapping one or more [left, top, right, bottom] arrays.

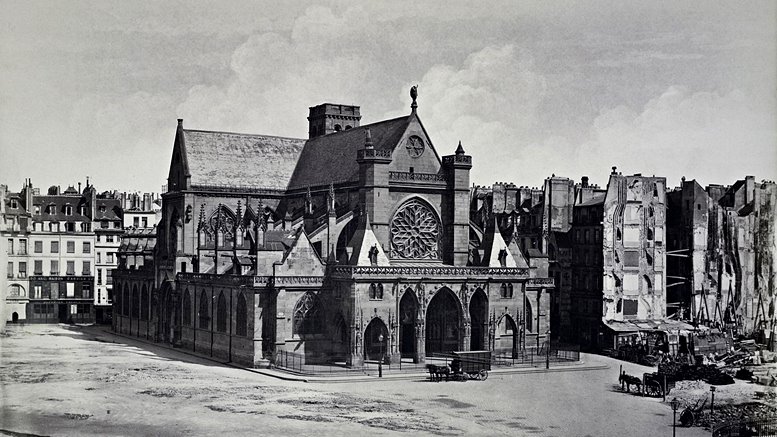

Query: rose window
[[390, 199, 441, 260]]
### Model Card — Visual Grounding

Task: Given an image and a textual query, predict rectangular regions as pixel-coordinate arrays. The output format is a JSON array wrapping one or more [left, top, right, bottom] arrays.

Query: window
[[34, 205, 41, 215], [99, 205, 106, 213], [83, 242, 91, 253], [65, 222, 75, 232], [6, 239, 12, 254], [82, 261, 90, 275], [51, 241, 59, 253], [34, 260, 42, 275], [7, 262, 12, 278], [624, 251, 640, 267], [131, 287, 139, 318], [19, 239, 27, 255], [50, 260, 59, 275], [64, 205, 73, 216], [97, 252, 101, 263], [199, 291, 209, 329], [82, 283, 91, 299], [216, 292, 227, 332], [66, 261, 75, 275], [107, 235, 114, 243], [141, 217, 148, 227], [236, 293, 247, 336], [101, 221, 108, 229], [524, 296, 533, 332], [182, 290, 192, 326], [50, 282, 59, 298], [97, 268, 102, 285], [66, 241, 75, 253], [141, 286, 149, 321], [123, 286, 130, 316], [293, 292, 321, 336], [107, 253, 114, 263], [106, 271, 112, 285], [9, 284, 22, 296], [133, 217, 140, 227], [368, 283, 384, 300], [622, 299, 638, 317], [500, 283, 514, 298], [96, 235, 101, 242], [33, 285, 42, 299], [34, 241, 43, 253]]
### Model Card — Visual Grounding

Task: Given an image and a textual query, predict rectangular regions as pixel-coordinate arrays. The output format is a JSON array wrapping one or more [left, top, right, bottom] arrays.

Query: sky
[[1, 0, 775, 194]]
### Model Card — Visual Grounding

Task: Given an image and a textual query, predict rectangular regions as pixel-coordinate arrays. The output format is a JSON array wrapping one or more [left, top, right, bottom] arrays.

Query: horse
[[426, 364, 450, 382], [619, 371, 642, 393]]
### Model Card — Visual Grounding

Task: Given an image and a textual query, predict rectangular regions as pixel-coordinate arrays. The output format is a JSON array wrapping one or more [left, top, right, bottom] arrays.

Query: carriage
[[451, 350, 491, 381], [642, 371, 676, 397], [426, 351, 491, 382]]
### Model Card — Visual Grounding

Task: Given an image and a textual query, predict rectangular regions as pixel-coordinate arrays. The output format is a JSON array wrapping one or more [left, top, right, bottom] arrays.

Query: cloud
[[409, 44, 555, 183], [575, 86, 777, 186]]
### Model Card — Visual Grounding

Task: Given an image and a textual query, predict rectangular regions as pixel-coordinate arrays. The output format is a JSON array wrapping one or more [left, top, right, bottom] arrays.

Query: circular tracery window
[[390, 199, 441, 260], [406, 135, 425, 158]]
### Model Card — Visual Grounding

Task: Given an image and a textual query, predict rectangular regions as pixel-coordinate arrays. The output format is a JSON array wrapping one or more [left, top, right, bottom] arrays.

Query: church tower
[[307, 104, 361, 138]]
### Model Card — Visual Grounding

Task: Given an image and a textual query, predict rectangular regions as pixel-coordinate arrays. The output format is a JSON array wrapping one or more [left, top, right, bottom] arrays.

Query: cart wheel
[[679, 409, 694, 427], [479, 370, 488, 381]]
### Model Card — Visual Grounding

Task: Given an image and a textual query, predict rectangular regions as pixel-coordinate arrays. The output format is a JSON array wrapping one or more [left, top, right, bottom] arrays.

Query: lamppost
[[670, 398, 680, 437], [710, 385, 716, 414], [545, 329, 551, 369], [378, 333, 384, 378]]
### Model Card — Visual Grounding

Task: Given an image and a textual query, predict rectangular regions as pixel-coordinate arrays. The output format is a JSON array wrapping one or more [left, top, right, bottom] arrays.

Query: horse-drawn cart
[[642, 372, 676, 397], [426, 351, 491, 382], [451, 350, 491, 381]]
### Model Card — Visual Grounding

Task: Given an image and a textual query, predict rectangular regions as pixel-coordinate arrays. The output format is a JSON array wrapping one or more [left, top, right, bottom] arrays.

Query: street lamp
[[670, 398, 680, 437], [378, 333, 384, 378], [710, 385, 716, 414]]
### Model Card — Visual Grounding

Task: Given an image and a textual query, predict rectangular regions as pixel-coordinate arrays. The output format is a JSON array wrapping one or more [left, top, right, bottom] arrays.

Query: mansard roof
[[182, 129, 306, 190], [287, 115, 411, 190]]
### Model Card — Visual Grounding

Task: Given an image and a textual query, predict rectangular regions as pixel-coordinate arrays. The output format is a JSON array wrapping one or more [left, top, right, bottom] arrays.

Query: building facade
[[114, 93, 554, 367], [667, 176, 777, 347], [0, 180, 124, 324]]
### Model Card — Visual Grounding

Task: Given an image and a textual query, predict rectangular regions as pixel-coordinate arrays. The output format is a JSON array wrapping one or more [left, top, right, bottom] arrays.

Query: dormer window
[[10, 199, 18, 209], [47, 204, 56, 214], [64, 205, 73, 216], [99, 205, 106, 213], [34, 205, 41, 215]]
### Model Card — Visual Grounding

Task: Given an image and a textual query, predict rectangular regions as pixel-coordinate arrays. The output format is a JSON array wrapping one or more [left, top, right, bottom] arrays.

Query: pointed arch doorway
[[399, 289, 418, 361], [469, 288, 488, 351], [425, 288, 461, 355], [364, 318, 388, 362]]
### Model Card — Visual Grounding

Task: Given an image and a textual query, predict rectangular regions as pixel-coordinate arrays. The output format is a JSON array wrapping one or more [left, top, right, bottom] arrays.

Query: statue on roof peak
[[410, 85, 418, 112]]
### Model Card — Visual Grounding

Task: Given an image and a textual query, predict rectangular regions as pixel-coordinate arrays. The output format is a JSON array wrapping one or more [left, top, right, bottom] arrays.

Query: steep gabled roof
[[287, 116, 411, 190], [346, 213, 390, 266], [182, 129, 306, 190]]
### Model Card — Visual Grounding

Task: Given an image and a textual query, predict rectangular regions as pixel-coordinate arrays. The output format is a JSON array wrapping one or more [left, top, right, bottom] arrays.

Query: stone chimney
[[307, 103, 361, 138]]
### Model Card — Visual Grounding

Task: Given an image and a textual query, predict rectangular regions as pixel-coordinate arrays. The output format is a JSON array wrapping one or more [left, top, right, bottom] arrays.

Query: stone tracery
[[390, 199, 441, 260]]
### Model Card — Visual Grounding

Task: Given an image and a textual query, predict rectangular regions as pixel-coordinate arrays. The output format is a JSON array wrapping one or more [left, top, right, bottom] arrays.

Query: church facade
[[113, 91, 553, 368]]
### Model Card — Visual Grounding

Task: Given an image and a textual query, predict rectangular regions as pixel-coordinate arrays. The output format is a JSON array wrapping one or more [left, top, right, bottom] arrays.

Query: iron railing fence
[[271, 345, 580, 376], [712, 418, 777, 437]]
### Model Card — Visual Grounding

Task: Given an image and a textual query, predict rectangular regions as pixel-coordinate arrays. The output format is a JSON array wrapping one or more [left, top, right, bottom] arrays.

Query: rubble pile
[[659, 363, 735, 385], [695, 402, 777, 430]]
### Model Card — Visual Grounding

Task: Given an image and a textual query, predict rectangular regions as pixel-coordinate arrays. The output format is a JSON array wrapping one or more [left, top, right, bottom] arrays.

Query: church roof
[[287, 116, 411, 190], [182, 129, 306, 190]]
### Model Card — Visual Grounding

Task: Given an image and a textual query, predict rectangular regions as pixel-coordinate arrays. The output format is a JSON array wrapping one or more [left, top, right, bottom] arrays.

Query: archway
[[469, 288, 488, 351], [425, 288, 461, 355], [496, 315, 519, 358], [12, 312, 19, 323], [364, 318, 388, 362], [399, 289, 418, 359]]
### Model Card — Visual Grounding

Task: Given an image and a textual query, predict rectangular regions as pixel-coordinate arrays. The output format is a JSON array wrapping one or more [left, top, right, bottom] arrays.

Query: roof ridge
[[184, 128, 305, 142]]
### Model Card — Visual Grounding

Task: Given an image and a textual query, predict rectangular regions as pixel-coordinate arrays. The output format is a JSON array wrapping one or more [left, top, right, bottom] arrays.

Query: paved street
[[1, 324, 709, 437]]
